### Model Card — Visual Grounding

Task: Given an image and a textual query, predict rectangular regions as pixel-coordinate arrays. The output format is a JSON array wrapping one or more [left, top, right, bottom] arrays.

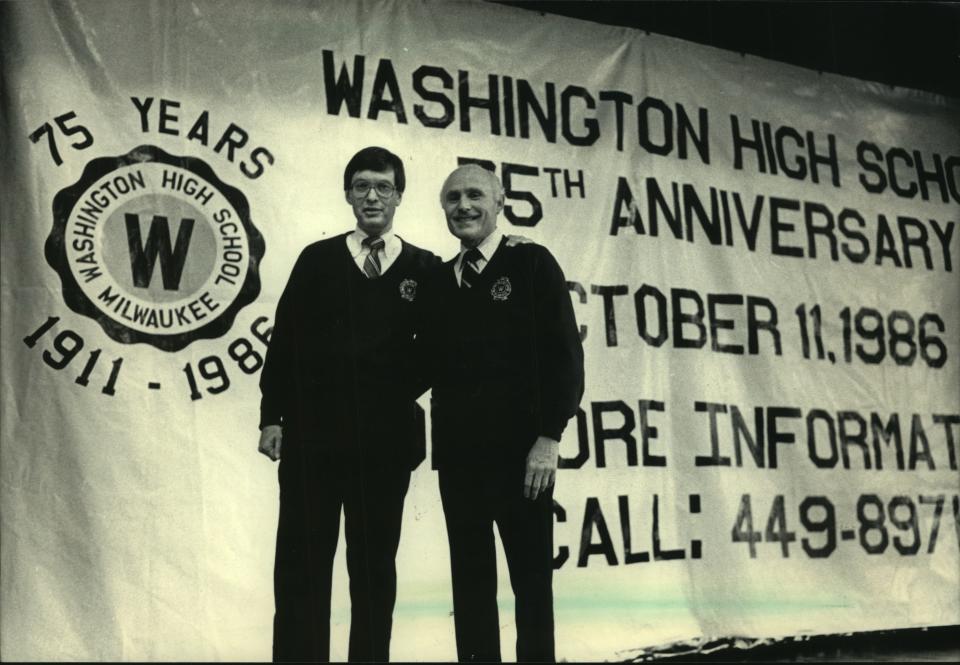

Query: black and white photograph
[[1, 0, 958, 661]]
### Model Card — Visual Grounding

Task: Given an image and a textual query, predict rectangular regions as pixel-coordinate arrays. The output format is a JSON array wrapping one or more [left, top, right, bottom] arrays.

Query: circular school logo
[[399, 278, 417, 302], [491, 276, 512, 301], [45, 145, 265, 351]]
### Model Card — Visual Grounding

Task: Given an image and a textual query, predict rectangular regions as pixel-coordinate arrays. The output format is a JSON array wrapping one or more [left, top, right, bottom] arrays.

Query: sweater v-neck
[[449, 235, 507, 290], [341, 231, 409, 280]]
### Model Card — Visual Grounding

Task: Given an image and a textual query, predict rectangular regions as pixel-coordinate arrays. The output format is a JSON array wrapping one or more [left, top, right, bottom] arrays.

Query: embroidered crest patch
[[399, 278, 417, 301], [490, 276, 512, 301]]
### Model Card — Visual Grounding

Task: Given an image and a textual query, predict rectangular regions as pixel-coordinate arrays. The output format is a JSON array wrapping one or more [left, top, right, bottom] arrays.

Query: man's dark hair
[[343, 146, 406, 193]]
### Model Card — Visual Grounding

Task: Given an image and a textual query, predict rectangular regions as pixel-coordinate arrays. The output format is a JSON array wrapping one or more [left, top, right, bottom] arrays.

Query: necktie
[[460, 248, 483, 288], [362, 236, 385, 279]]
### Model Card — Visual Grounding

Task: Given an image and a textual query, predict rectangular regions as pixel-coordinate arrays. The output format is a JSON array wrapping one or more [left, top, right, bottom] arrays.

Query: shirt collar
[[459, 227, 504, 263], [348, 226, 397, 258]]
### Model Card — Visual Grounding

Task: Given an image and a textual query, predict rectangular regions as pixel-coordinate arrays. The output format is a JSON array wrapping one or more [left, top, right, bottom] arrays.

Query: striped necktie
[[460, 247, 483, 288], [362, 236, 385, 279]]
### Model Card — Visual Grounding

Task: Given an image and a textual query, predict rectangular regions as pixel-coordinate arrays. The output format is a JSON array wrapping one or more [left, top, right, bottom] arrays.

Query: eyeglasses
[[350, 181, 397, 198]]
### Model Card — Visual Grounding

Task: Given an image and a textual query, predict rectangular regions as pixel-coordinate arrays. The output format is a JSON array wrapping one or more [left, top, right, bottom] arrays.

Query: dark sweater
[[259, 233, 439, 466], [421, 237, 585, 469]]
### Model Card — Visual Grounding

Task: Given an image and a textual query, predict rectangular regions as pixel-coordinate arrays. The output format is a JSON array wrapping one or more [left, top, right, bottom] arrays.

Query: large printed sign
[[1, 0, 958, 661], [46, 144, 265, 351]]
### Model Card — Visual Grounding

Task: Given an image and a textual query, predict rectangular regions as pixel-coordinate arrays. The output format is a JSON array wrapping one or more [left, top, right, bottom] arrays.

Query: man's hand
[[258, 425, 283, 461], [524, 436, 559, 500], [505, 234, 534, 246]]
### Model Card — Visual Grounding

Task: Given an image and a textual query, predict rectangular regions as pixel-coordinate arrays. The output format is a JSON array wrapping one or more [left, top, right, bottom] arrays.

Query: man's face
[[440, 166, 503, 247], [345, 168, 401, 235]]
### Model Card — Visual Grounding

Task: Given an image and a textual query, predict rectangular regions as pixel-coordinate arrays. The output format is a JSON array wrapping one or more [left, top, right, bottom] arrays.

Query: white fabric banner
[[2, 0, 958, 660]]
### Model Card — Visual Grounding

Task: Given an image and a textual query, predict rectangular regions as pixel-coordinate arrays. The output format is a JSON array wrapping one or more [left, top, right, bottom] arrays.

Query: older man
[[258, 146, 438, 662], [421, 164, 585, 662]]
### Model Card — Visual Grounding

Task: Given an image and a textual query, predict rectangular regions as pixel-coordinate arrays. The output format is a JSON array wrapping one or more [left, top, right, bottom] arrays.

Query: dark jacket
[[420, 237, 585, 469], [259, 232, 439, 468]]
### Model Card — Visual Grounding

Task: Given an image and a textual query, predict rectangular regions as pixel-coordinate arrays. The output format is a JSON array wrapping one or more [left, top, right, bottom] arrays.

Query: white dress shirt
[[346, 227, 402, 275], [454, 227, 504, 286]]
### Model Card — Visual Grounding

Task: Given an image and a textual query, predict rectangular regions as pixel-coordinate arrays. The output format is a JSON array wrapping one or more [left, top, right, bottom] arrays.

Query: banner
[[2, 0, 958, 660]]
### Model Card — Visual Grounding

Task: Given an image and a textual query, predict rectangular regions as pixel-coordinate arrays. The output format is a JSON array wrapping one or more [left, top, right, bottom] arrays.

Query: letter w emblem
[[125, 213, 195, 290]]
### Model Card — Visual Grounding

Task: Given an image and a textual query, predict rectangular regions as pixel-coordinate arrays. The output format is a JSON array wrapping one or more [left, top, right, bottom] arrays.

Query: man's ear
[[344, 190, 352, 206]]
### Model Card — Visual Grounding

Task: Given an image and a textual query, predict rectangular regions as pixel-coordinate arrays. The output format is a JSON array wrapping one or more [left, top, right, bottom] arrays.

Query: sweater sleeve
[[532, 246, 585, 441], [258, 250, 309, 429]]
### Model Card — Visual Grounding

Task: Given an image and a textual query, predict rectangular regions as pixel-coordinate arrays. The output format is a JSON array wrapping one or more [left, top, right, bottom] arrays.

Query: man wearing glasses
[[257, 146, 438, 661]]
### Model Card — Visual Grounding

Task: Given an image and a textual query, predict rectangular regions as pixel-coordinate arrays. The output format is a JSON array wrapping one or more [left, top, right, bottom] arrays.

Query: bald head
[[441, 164, 503, 201], [440, 165, 505, 247]]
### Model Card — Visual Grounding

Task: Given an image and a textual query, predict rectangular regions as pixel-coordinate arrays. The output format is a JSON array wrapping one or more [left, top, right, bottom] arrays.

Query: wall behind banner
[[1, 0, 958, 661], [499, 1, 960, 99]]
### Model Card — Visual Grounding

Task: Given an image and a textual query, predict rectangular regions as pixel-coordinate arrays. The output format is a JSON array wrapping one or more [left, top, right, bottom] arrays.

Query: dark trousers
[[272, 454, 410, 662], [438, 465, 555, 663]]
